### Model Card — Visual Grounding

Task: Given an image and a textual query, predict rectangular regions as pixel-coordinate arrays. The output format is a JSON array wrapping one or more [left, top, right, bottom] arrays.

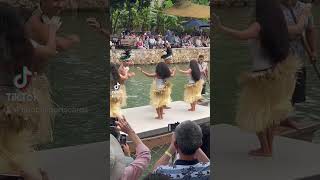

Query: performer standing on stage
[[22, 0, 80, 145], [179, 60, 204, 111], [198, 55, 209, 96], [213, 0, 310, 156], [280, 0, 317, 129], [137, 62, 175, 119], [110, 63, 125, 118], [118, 50, 135, 108]]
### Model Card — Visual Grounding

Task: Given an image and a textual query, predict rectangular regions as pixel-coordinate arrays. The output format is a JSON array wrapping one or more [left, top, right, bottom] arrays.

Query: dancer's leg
[[266, 127, 274, 155], [188, 104, 193, 111], [160, 107, 164, 119], [155, 108, 161, 119], [249, 131, 271, 157]]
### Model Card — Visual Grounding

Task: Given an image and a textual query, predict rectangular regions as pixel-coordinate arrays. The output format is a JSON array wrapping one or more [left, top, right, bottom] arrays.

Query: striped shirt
[[155, 160, 210, 179]]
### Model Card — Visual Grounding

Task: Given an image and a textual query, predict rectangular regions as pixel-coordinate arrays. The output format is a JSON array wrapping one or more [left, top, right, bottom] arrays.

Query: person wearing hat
[[110, 117, 151, 180], [161, 43, 173, 64]]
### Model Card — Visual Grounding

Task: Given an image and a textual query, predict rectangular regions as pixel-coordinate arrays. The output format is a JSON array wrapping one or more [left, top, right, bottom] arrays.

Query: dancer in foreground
[[213, 0, 310, 156], [137, 62, 174, 119], [0, 3, 43, 179], [178, 60, 204, 111]]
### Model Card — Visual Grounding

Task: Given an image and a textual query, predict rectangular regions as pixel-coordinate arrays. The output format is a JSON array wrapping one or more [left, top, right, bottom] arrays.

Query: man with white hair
[[153, 121, 210, 179], [110, 117, 151, 180]]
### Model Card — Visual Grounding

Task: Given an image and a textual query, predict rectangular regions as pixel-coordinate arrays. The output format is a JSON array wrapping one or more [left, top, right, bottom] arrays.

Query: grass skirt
[[150, 80, 172, 108], [236, 55, 301, 133], [110, 88, 126, 117], [120, 84, 127, 108], [26, 74, 55, 144], [184, 80, 204, 104], [0, 100, 41, 179]]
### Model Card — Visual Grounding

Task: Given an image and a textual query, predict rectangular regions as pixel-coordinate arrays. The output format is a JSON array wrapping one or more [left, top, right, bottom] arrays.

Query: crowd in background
[[111, 30, 210, 49]]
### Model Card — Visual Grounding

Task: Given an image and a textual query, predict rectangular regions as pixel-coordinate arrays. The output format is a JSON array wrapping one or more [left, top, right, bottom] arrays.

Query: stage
[[213, 124, 320, 180], [122, 101, 211, 138]]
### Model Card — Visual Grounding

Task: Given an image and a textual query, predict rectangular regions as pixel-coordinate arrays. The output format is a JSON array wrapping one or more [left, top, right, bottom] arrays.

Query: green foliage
[[111, 0, 208, 34]]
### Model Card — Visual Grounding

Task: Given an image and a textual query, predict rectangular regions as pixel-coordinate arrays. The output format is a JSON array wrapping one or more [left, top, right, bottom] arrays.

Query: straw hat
[[164, 0, 210, 19], [110, 134, 126, 180]]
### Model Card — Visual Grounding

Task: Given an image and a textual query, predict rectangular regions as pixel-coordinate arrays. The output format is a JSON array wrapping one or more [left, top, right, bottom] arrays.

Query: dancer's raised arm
[[33, 17, 61, 59], [178, 68, 191, 74], [213, 14, 260, 40], [137, 67, 156, 77]]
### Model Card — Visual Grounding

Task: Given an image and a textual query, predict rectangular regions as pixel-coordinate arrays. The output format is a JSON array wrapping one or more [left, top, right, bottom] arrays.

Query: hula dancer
[[110, 63, 125, 118], [214, 0, 309, 156], [179, 60, 204, 111], [0, 4, 42, 179], [118, 50, 135, 107], [22, 0, 80, 145], [137, 62, 174, 119]]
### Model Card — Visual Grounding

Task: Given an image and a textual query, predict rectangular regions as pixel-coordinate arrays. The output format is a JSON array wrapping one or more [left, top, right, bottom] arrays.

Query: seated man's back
[[154, 160, 210, 180]]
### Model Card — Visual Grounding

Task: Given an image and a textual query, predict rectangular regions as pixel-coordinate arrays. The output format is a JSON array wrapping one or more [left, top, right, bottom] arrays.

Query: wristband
[[165, 150, 172, 158]]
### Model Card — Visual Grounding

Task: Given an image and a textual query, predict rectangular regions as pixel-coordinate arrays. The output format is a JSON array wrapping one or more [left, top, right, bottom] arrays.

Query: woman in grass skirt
[[110, 63, 125, 118], [137, 62, 175, 119], [0, 4, 42, 179], [179, 60, 204, 111], [118, 50, 135, 108], [213, 0, 309, 156]]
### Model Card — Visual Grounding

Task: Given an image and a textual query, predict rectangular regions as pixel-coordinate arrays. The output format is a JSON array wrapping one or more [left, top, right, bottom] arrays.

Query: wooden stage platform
[[213, 124, 320, 180], [122, 101, 210, 138]]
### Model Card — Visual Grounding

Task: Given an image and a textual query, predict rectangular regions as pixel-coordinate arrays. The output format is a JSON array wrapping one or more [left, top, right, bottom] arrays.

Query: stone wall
[[110, 48, 210, 65], [2, 0, 106, 10]]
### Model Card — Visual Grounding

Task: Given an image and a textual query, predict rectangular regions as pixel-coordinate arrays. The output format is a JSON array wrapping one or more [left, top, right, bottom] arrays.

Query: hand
[[168, 133, 176, 153], [137, 67, 142, 71], [129, 72, 135, 77], [48, 16, 62, 33], [121, 143, 131, 156], [67, 34, 80, 43], [116, 116, 133, 134]]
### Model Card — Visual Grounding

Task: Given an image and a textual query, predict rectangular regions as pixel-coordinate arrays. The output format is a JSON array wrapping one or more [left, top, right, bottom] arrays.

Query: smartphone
[[168, 122, 180, 132], [119, 134, 127, 145], [0, 174, 24, 180]]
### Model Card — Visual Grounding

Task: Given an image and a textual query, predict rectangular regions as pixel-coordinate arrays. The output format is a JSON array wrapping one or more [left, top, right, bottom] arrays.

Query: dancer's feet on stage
[[280, 118, 299, 130], [248, 148, 272, 157]]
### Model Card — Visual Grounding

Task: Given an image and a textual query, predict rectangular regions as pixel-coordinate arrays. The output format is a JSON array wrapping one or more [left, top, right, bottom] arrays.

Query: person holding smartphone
[[110, 117, 151, 180]]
